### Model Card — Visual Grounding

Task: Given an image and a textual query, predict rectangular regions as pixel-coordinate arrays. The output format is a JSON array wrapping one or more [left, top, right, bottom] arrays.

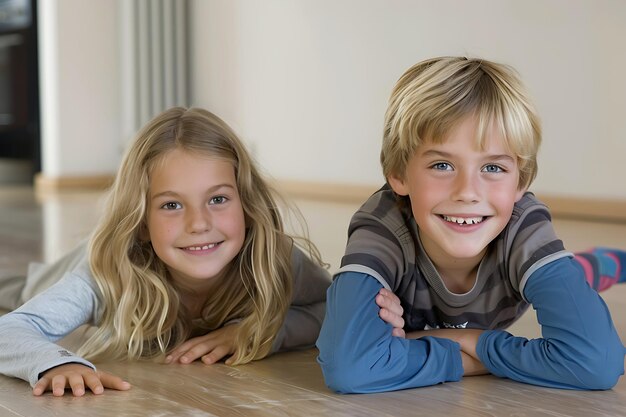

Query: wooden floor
[[1, 185, 626, 416]]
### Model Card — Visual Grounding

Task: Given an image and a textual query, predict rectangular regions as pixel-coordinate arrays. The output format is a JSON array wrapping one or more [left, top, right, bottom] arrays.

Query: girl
[[0, 107, 334, 397]]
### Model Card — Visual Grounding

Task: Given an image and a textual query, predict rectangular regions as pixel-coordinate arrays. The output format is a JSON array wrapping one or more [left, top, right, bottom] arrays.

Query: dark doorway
[[0, 0, 39, 181]]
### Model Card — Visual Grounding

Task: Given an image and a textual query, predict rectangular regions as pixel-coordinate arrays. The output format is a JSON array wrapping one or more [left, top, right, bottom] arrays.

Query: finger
[[82, 372, 105, 395], [51, 374, 68, 397], [223, 354, 236, 366], [386, 298, 404, 317], [392, 327, 406, 338], [32, 377, 50, 396], [180, 341, 218, 364], [375, 291, 398, 312], [375, 292, 387, 308], [68, 373, 86, 397], [379, 307, 402, 328], [165, 339, 198, 364], [98, 371, 131, 391], [378, 289, 404, 316], [201, 345, 230, 365], [379, 308, 405, 329], [379, 288, 402, 306]]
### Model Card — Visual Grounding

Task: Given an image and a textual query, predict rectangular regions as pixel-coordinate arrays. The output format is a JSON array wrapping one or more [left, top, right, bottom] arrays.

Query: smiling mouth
[[441, 215, 485, 225], [183, 242, 221, 251]]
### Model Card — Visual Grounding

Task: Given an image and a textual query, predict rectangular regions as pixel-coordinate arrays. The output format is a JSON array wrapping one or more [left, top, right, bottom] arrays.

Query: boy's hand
[[33, 363, 130, 397], [376, 288, 406, 338], [165, 323, 239, 366]]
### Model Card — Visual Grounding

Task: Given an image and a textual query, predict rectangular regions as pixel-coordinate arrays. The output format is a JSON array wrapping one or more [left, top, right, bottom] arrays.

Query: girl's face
[[389, 116, 525, 274], [146, 148, 246, 293]]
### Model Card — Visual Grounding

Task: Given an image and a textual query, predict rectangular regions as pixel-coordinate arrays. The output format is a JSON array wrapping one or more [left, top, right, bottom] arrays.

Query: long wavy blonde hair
[[79, 107, 300, 364]]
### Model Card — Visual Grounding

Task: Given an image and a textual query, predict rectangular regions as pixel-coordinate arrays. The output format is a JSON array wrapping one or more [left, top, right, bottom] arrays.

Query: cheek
[[410, 180, 445, 205], [223, 209, 247, 238], [147, 216, 175, 243], [489, 186, 519, 213]]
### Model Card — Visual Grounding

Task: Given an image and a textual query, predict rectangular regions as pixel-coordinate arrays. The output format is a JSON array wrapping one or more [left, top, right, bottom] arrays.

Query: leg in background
[[574, 248, 626, 292]]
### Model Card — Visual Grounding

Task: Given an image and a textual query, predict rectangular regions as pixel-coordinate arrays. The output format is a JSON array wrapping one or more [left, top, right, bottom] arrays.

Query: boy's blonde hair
[[80, 107, 302, 364], [381, 56, 541, 190]]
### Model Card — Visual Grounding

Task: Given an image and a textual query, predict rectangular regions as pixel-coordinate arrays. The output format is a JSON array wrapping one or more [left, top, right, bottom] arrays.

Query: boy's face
[[388, 116, 525, 270]]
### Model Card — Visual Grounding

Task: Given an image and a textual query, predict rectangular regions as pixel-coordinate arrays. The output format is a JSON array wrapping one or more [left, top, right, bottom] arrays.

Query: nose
[[451, 170, 481, 203], [186, 206, 212, 233]]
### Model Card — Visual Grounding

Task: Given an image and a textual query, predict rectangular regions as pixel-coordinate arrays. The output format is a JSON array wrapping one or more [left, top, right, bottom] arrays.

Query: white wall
[[38, 0, 122, 178], [38, 0, 626, 200], [189, 0, 626, 200]]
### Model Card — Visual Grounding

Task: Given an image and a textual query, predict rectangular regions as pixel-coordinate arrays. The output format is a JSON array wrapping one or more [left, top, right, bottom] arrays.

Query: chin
[[445, 245, 488, 260]]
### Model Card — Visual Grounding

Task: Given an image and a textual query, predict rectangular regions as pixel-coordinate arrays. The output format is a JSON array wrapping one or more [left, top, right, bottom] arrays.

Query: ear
[[387, 174, 409, 196]]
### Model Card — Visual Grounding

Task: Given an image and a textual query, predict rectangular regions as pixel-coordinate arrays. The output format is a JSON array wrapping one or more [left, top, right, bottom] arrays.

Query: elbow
[[568, 343, 625, 390], [581, 351, 624, 390], [575, 365, 623, 391], [317, 351, 365, 394], [320, 358, 386, 394], [317, 339, 382, 394], [319, 364, 358, 394]]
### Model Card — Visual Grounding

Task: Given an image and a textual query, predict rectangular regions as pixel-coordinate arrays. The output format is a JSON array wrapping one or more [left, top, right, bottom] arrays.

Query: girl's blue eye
[[209, 196, 228, 205], [161, 202, 182, 210], [482, 164, 504, 173], [432, 162, 452, 171]]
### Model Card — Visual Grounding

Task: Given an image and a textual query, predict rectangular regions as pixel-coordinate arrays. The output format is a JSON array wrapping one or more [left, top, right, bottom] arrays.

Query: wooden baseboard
[[33, 175, 626, 223], [34, 173, 114, 193], [536, 194, 626, 223], [274, 180, 380, 204]]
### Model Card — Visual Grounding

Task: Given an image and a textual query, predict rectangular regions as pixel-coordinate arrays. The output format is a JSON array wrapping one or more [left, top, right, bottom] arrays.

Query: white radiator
[[119, 0, 189, 144]]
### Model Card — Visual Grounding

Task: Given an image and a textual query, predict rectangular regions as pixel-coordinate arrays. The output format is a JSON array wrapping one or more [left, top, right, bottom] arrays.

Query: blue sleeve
[[477, 257, 625, 390], [316, 272, 463, 393]]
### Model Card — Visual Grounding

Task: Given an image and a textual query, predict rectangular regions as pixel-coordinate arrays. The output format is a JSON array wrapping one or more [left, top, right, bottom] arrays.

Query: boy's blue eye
[[431, 162, 452, 171], [209, 196, 228, 205], [161, 202, 182, 210], [482, 164, 504, 173]]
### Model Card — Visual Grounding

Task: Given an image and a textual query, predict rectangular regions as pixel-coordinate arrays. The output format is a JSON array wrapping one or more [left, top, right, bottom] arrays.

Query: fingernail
[[180, 356, 189, 363], [164, 355, 172, 363]]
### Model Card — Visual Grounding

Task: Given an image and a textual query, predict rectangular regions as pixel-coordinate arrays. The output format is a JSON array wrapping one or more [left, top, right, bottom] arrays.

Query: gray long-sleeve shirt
[[0, 243, 330, 386]]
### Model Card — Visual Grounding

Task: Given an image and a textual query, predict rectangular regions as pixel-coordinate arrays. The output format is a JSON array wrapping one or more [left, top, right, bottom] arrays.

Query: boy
[[317, 57, 626, 393]]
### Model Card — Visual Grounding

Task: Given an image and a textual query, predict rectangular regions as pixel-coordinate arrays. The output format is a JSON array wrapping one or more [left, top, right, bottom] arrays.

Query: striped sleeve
[[502, 193, 572, 299], [338, 188, 414, 292]]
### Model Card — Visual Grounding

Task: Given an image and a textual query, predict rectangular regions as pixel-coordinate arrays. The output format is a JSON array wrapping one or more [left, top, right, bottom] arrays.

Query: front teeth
[[442, 215, 484, 225], [187, 243, 218, 251]]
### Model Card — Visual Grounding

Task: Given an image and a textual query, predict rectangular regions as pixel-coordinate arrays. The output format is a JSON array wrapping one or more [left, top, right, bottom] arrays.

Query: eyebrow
[[151, 183, 237, 200], [421, 149, 516, 162]]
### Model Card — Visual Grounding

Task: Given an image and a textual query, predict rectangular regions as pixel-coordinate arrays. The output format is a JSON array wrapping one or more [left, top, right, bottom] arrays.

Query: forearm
[[0, 315, 95, 386], [477, 258, 625, 390], [0, 271, 99, 386], [317, 273, 463, 393]]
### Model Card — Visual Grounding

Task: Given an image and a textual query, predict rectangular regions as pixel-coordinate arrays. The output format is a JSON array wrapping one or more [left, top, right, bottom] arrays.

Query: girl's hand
[[33, 363, 131, 397], [375, 288, 406, 338], [165, 323, 240, 366]]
